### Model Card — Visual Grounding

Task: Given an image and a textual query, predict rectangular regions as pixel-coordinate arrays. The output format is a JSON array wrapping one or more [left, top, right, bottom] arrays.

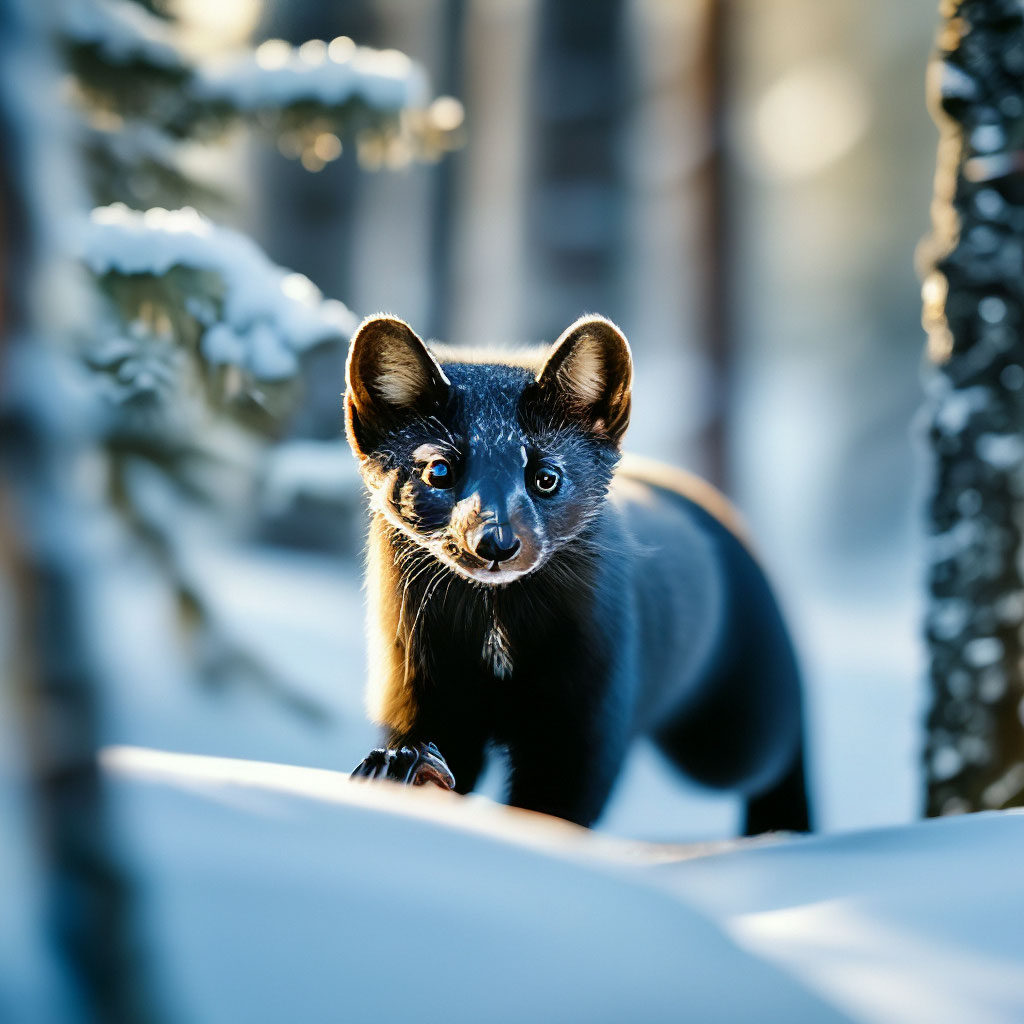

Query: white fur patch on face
[[559, 339, 605, 405], [462, 565, 532, 585]]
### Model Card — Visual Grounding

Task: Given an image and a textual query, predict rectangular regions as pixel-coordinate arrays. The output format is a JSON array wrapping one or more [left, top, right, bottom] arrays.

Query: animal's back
[[611, 454, 804, 799]]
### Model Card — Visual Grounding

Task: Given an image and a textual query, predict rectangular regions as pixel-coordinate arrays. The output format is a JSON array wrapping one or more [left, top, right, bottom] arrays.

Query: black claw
[[351, 748, 388, 779], [389, 747, 419, 783], [351, 742, 456, 791]]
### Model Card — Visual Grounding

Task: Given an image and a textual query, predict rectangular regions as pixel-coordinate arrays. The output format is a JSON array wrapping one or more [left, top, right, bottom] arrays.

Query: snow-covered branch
[[60, 0, 462, 165], [195, 38, 427, 115], [59, 0, 183, 72], [81, 204, 357, 382]]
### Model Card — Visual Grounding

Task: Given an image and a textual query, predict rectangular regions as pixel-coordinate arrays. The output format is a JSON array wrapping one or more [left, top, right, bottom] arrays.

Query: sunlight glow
[[328, 36, 356, 63], [298, 39, 328, 67], [430, 96, 465, 133], [752, 61, 870, 180], [255, 39, 291, 72], [171, 0, 261, 51]]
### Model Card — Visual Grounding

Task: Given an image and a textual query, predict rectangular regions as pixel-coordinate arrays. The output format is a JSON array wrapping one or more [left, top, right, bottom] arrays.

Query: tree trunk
[[526, 0, 628, 342], [695, 0, 731, 489], [921, 0, 1024, 815], [0, 2, 160, 1019]]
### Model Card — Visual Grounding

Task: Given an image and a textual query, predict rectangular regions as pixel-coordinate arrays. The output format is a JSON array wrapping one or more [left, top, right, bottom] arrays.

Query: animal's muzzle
[[471, 523, 521, 565]]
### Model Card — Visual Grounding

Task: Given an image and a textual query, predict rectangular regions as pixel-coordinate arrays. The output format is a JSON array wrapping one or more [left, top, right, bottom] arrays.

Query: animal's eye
[[533, 466, 561, 495], [422, 457, 454, 489]]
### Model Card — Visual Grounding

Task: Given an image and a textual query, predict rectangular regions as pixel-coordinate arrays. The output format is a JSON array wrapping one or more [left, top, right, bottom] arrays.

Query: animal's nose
[[474, 525, 521, 564]]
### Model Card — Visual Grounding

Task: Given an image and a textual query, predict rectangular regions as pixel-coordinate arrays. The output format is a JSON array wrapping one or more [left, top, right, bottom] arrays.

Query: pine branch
[[60, 0, 463, 165], [80, 205, 357, 421]]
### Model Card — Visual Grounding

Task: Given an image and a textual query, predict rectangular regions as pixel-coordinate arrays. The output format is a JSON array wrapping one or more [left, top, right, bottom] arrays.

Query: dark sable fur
[[347, 314, 811, 832]]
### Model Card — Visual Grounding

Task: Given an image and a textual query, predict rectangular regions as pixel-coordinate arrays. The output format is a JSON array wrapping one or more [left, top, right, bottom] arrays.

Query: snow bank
[[98, 747, 1024, 1024], [81, 205, 358, 379], [658, 811, 1024, 1024], [102, 747, 847, 1023]]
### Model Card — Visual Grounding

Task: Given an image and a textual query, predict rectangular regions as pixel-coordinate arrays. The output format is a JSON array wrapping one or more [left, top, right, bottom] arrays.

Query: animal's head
[[345, 313, 632, 585]]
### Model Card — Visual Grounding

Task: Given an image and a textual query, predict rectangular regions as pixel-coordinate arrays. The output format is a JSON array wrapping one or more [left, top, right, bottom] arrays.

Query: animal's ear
[[345, 314, 450, 456], [534, 315, 632, 443]]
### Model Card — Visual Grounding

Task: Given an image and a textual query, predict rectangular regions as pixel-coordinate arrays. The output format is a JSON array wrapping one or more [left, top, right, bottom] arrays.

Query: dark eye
[[533, 466, 561, 495], [422, 458, 454, 489]]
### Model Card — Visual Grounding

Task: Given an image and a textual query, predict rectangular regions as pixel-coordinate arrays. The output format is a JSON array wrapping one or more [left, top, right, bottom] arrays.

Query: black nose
[[474, 525, 521, 564]]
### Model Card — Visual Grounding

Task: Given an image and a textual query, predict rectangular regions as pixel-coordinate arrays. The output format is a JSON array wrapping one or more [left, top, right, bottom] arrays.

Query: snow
[[260, 439, 362, 515], [100, 747, 840, 1023], [660, 811, 1024, 1024], [932, 385, 989, 434], [99, 745, 1024, 1024], [977, 432, 1024, 469], [81, 205, 358, 379], [59, 0, 183, 69], [59, 0, 428, 117], [90, 536, 375, 774], [934, 60, 978, 103], [195, 38, 429, 114]]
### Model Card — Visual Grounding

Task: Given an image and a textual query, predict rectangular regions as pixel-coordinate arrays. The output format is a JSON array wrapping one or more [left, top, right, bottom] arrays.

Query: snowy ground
[[659, 810, 1024, 1024], [100, 745, 1024, 1024]]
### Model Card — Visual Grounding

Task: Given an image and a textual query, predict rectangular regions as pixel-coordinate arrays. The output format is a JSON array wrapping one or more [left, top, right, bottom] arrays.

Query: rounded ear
[[345, 314, 450, 456], [534, 314, 632, 443]]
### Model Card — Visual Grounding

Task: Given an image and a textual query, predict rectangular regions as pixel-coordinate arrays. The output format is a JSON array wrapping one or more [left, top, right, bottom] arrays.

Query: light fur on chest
[[482, 617, 513, 679]]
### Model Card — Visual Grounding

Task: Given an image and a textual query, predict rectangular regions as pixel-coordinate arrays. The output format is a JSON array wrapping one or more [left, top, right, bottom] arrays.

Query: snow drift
[[98, 746, 1024, 1024]]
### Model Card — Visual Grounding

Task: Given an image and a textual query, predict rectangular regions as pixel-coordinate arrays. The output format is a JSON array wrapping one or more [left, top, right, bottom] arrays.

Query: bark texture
[[921, 0, 1024, 815]]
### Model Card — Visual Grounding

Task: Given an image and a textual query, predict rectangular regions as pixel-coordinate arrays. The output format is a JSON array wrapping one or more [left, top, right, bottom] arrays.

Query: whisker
[[404, 565, 452, 682], [395, 554, 438, 642]]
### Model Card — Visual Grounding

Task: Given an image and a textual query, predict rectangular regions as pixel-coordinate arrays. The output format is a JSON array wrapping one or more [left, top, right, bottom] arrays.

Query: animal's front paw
[[351, 741, 456, 790]]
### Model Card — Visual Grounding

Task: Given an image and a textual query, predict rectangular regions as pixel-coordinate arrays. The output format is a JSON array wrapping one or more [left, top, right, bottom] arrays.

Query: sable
[[347, 313, 810, 833]]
